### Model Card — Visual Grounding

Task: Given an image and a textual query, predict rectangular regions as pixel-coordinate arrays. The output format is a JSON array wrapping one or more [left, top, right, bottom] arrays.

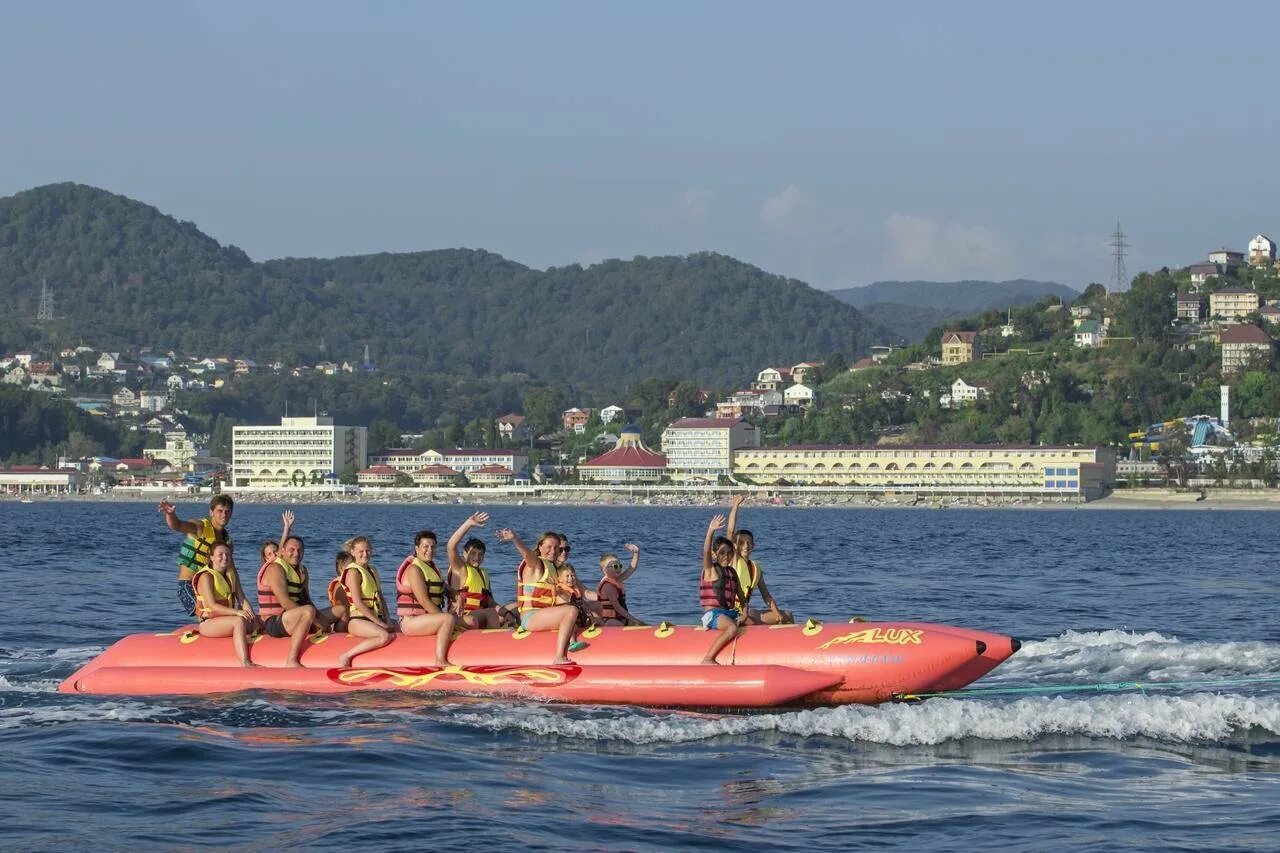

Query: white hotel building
[[661, 418, 760, 482], [231, 416, 368, 488], [370, 448, 530, 478]]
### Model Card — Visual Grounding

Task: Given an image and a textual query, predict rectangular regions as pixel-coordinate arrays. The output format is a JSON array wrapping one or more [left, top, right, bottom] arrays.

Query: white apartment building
[[661, 417, 760, 482], [232, 416, 368, 488]]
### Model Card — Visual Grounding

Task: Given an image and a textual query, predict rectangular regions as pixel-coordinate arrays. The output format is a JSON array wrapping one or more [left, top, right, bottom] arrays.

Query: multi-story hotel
[[231, 416, 368, 488], [661, 418, 760, 482], [732, 445, 1115, 500]]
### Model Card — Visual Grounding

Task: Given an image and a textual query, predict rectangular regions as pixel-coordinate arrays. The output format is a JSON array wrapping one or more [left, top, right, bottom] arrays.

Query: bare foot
[[285, 659, 304, 668], [434, 659, 452, 667], [700, 657, 720, 665], [552, 657, 573, 665], [337, 657, 353, 669], [241, 661, 260, 668]]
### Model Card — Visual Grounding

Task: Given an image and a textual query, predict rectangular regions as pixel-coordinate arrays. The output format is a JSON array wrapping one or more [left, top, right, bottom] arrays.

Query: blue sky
[[2, 2, 1277, 290]]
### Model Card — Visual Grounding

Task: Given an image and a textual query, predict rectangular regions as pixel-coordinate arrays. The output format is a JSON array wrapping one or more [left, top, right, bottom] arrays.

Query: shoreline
[[7, 488, 1280, 511]]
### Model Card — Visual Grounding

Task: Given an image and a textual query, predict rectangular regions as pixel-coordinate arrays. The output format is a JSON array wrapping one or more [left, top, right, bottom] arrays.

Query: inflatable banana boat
[[60, 619, 1019, 708]]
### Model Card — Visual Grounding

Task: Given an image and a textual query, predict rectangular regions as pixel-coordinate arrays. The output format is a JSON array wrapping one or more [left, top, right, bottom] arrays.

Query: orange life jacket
[[597, 576, 627, 622], [395, 555, 446, 617], [516, 557, 557, 613]]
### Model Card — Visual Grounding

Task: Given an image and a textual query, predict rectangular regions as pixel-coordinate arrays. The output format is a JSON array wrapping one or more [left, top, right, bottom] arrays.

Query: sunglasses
[[558, 546, 571, 554], [605, 562, 621, 570]]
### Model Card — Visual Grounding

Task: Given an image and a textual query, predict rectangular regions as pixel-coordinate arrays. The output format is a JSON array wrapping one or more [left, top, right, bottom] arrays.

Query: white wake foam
[[0, 701, 181, 731], [0, 675, 60, 693], [448, 693, 1280, 746], [996, 629, 1280, 684]]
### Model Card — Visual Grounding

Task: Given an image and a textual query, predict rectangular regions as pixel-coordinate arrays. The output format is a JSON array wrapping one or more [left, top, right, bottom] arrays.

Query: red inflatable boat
[[60, 619, 1019, 708]]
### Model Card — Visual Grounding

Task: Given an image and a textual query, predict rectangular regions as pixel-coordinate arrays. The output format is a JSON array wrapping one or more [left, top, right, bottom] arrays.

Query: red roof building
[[581, 425, 667, 484]]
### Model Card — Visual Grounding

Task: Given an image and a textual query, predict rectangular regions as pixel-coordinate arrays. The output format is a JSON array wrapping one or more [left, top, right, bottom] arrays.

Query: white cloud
[[679, 187, 716, 225], [883, 213, 1016, 280], [759, 184, 807, 232]]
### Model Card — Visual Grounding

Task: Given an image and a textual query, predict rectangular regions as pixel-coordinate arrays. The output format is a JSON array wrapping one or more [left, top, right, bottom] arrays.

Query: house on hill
[[1189, 263, 1220, 288], [753, 367, 792, 391], [1249, 235, 1276, 267], [940, 331, 978, 365], [1176, 293, 1203, 322], [1208, 248, 1244, 266], [1220, 324, 1272, 374], [1074, 319, 1106, 348]]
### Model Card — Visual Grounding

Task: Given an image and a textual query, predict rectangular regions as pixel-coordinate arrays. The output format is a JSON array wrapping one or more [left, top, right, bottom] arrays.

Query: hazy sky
[[3, 2, 1277, 290]]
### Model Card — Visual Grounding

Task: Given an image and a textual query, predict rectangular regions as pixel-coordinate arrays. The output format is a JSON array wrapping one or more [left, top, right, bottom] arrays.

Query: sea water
[[1, 502, 1278, 850]]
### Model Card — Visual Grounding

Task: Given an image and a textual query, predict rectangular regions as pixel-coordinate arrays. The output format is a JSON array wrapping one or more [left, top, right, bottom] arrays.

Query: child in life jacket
[[323, 550, 353, 633], [725, 495, 793, 625], [699, 513, 744, 664], [595, 543, 643, 626], [552, 533, 598, 629]]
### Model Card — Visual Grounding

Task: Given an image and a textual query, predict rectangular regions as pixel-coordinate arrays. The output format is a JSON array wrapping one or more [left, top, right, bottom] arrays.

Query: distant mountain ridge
[[0, 183, 878, 388], [828, 279, 1080, 343]]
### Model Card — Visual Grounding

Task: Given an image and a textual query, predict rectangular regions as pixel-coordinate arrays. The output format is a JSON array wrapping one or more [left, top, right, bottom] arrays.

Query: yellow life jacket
[[256, 556, 310, 617], [178, 517, 231, 579], [458, 563, 492, 613], [734, 556, 761, 608], [344, 563, 386, 621], [517, 557, 557, 613], [191, 568, 234, 620]]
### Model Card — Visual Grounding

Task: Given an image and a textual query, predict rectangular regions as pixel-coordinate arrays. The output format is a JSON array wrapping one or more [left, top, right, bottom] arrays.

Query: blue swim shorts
[[701, 608, 740, 629]]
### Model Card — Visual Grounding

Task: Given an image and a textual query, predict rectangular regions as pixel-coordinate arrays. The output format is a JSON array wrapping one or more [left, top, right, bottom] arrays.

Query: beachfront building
[[370, 448, 528, 478], [1219, 323, 1273, 374], [1209, 288, 1260, 323], [661, 417, 760, 482], [941, 331, 978, 365], [412, 464, 461, 487], [231, 416, 368, 488], [0, 465, 86, 495], [357, 465, 401, 487], [469, 464, 515, 486], [579, 424, 668, 484], [732, 445, 1115, 500]]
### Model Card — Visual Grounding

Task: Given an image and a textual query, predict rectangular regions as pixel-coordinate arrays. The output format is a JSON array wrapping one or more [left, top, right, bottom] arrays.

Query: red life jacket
[[395, 555, 446, 617], [597, 576, 627, 621], [699, 562, 739, 611]]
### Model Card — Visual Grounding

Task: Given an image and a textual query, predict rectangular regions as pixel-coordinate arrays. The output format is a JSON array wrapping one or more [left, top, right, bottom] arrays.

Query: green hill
[[0, 183, 878, 387]]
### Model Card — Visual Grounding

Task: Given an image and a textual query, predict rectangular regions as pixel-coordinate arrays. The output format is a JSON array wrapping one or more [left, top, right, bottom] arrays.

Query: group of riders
[[161, 494, 792, 669]]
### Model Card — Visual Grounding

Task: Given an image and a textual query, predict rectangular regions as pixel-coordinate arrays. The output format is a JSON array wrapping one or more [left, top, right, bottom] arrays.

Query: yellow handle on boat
[[802, 618, 823, 636], [654, 621, 674, 638]]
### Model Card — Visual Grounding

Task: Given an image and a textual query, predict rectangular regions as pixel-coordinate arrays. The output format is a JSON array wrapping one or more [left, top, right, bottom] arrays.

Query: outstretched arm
[[278, 510, 295, 545], [703, 514, 725, 575], [756, 576, 781, 615], [496, 528, 538, 568], [447, 512, 489, 569], [619, 543, 640, 581], [158, 500, 200, 537], [725, 494, 744, 540]]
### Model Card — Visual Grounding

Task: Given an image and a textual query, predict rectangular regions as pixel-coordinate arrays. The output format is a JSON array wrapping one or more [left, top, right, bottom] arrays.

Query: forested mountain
[[0, 184, 877, 387], [828, 279, 1080, 342], [830, 278, 1080, 313]]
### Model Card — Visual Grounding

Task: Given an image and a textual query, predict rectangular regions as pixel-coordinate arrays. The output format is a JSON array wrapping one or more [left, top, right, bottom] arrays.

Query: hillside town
[[8, 235, 1280, 503]]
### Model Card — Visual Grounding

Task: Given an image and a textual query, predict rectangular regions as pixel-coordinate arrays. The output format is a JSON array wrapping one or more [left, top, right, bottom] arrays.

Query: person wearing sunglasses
[[595, 543, 643, 626]]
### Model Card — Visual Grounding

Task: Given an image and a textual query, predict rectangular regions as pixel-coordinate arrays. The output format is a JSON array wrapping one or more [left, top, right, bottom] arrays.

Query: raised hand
[[730, 494, 745, 508], [623, 543, 639, 555], [495, 528, 515, 542], [158, 500, 175, 516], [469, 511, 490, 527], [281, 509, 295, 528], [708, 513, 726, 530]]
